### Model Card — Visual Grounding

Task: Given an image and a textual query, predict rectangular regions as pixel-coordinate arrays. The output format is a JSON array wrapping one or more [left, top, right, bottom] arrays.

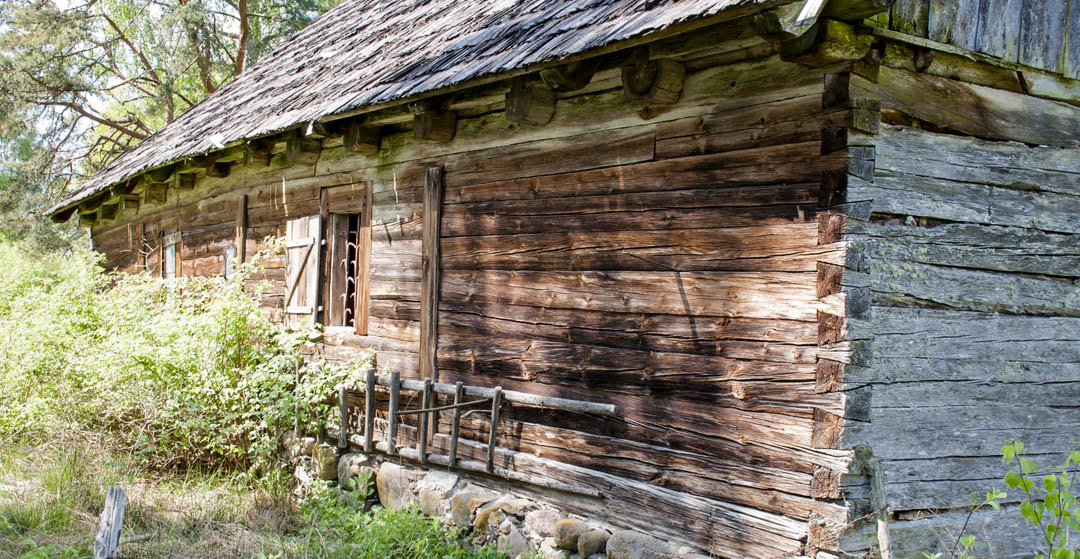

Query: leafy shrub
[[0, 240, 370, 474], [926, 440, 1079, 559]]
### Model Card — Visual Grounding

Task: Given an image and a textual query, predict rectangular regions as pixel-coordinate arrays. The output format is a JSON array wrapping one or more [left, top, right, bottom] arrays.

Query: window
[[223, 246, 236, 280], [162, 231, 180, 279], [284, 215, 320, 329], [325, 213, 370, 332], [283, 183, 371, 333]]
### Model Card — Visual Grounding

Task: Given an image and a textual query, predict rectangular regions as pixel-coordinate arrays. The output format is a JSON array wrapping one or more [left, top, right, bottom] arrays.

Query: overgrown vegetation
[[927, 441, 1080, 559], [0, 240, 368, 474], [0, 240, 500, 558]]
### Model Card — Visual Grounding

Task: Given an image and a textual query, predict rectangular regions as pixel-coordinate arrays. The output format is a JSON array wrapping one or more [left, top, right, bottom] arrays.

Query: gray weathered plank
[[853, 69, 1080, 147], [1065, 0, 1080, 79], [860, 125, 1080, 196], [1018, 0, 1068, 73], [839, 507, 1043, 559], [974, 0, 1022, 61], [870, 259, 1080, 316], [866, 307, 1080, 363], [927, 0, 980, 50], [847, 221, 1080, 278], [891, 0, 929, 37]]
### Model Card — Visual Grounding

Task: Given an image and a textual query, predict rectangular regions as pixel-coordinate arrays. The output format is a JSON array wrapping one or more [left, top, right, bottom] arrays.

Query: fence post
[[93, 486, 126, 559], [337, 385, 349, 449], [449, 381, 463, 468], [419, 379, 432, 464], [486, 387, 502, 473], [364, 368, 375, 453], [387, 370, 400, 456]]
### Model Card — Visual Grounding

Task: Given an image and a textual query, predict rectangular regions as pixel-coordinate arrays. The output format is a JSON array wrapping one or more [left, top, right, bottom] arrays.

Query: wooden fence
[[333, 370, 616, 486]]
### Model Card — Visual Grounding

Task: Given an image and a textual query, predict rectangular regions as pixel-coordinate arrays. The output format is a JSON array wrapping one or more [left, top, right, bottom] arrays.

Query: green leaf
[[1006, 471, 1024, 488], [1021, 457, 1037, 475], [1021, 501, 1036, 521], [1046, 474, 1059, 491]]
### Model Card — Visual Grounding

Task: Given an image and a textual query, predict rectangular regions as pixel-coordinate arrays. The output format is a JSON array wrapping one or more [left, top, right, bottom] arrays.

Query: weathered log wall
[[88, 41, 863, 557], [836, 123, 1080, 558]]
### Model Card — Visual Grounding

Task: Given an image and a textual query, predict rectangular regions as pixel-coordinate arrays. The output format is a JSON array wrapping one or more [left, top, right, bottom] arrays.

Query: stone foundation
[[290, 441, 711, 559]]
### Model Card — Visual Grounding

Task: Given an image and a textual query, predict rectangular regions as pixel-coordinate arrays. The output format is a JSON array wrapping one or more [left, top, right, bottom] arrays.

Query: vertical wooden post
[[486, 387, 502, 473], [419, 379, 432, 464], [449, 381, 463, 468], [337, 385, 349, 449], [235, 194, 247, 265], [315, 188, 329, 325], [420, 167, 443, 381], [364, 367, 375, 453], [354, 182, 373, 335], [136, 222, 145, 272], [387, 370, 400, 456]]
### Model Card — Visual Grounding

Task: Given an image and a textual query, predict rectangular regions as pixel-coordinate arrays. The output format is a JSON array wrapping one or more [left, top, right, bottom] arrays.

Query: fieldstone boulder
[[475, 496, 513, 532], [577, 530, 610, 558], [416, 470, 459, 515], [525, 509, 564, 538], [450, 487, 499, 527], [498, 526, 531, 559], [337, 453, 374, 491], [540, 538, 569, 559], [605, 530, 681, 559], [312, 443, 339, 480], [375, 462, 415, 509], [554, 518, 590, 550]]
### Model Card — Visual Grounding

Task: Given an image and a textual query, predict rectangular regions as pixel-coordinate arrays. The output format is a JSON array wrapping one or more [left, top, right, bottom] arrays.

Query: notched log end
[[622, 59, 685, 105]]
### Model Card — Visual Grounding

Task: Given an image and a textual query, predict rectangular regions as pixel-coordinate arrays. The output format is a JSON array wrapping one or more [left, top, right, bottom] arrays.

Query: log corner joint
[[505, 76, 556, 125], [411, 98, 457, 143], [621, 47, 685, 105]]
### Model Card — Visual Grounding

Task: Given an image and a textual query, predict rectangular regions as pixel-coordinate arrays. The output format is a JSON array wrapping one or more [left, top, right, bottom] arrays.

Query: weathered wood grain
[[891, 0, 929, 37], [441, 183, 821, 237], [440, 225, 842, 272], [437, 301, 818, 345], [974, 0, 1022, 62], [927, 0, 980, 50], [441, 270, 828, 322], [870, 259, 1080, 316], [420, 167, 442, 380], [1018, 0, 1068, 73], [862, 125, 1080, 196], [846, 172, 1080, 234], [853, 68, 1080, 147], [440, 413, 845, 521], [848, 220, 1080, 277], [1066, 0, 1080, 79], [868, 307, 1080, 364], [839, 507, 1043, 559]]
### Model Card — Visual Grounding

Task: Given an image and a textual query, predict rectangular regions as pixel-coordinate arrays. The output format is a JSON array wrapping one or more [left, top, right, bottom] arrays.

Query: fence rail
[[335, 369, 616, 475]]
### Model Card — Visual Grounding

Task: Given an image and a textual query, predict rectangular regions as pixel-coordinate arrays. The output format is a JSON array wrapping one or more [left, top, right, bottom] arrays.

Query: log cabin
[[47, 0, 1080, 557]]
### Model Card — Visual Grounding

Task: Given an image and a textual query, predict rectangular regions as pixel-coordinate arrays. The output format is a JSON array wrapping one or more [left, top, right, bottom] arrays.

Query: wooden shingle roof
[[51, 0, 774, 214]]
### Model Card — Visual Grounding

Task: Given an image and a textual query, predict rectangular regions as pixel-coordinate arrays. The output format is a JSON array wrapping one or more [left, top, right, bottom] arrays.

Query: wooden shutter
[[284, 215, 320, 329]]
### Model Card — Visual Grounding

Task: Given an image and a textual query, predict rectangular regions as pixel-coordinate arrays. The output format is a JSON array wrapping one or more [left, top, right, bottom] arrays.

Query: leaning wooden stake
[[93, 486, 126, 559], [486, 387, 503, 473], [449, 381, 464, 467], [387, 370, 400, 456], [337, 385, 349, 450], [364, 368, 375, 453]]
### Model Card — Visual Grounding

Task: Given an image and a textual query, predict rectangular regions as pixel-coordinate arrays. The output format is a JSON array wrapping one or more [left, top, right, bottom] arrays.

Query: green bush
[[0, 240, 370, 474], [927, 441, 1079, 559]]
